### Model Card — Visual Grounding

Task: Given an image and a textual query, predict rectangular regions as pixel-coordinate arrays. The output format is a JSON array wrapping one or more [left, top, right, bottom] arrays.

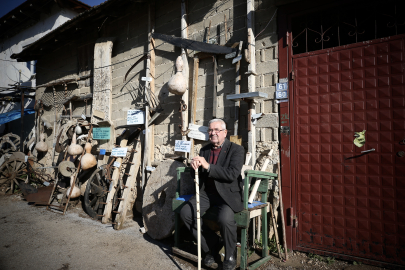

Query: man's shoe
[[222, 249, 237, 270], [203, 253, 215, 266], [203, 238, 224, 266]]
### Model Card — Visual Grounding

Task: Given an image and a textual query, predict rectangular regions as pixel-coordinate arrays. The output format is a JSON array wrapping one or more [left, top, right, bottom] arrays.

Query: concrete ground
[[0, 195, 386, 270]]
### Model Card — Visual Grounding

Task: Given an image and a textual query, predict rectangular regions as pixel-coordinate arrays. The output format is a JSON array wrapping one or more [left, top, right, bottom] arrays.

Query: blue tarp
[[0, 108, 35, 125]]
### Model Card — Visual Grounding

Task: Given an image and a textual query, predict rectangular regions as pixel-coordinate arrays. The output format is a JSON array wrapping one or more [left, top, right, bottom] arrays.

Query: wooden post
[[181, 0, 189, 147], [190, 56, 199, 159], [247, 0, 257, 167], [19, 72, 24, 152], [213, 56, 217, 119], [142, 4, 153, 190]]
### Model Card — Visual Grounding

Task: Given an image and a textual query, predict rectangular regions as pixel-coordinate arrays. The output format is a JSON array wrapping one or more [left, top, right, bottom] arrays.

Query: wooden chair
[[172, 167, 278, 270]]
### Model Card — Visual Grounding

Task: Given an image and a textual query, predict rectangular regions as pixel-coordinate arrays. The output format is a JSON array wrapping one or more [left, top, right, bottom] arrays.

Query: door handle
[[361, 148, 375, 154]]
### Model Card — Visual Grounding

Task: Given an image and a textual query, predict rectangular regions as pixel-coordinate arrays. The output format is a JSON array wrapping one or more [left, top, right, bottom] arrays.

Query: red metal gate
[[292, 35, 405, 265]]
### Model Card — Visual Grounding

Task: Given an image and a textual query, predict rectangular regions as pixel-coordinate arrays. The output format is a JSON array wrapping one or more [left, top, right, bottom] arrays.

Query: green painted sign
[[93, 127, 110, 140]]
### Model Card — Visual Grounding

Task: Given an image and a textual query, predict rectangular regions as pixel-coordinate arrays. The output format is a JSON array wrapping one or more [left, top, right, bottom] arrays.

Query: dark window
[[291, 0, 405, 54]]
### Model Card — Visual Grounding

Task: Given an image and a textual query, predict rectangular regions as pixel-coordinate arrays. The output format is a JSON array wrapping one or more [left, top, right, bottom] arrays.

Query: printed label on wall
[[175, 140, 191, 153], [93, 127, 110, 140], [127, 110, 145, 125]]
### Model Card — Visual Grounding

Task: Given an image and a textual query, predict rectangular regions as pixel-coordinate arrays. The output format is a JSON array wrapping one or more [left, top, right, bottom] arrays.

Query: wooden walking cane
[[195, 169, 201, 270]]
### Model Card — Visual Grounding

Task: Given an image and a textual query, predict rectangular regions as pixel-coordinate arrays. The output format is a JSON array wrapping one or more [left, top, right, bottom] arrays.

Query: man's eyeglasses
[[208, 129, 225, 134]]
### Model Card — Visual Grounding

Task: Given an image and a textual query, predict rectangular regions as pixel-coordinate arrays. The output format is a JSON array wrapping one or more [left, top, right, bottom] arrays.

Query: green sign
[[93, 127, 110, 140]]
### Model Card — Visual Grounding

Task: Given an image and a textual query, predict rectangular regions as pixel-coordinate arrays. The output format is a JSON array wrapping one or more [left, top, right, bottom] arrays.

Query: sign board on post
[[187, 123, 209, 141], [175, 140, 191, 153], [127, 110, 145, 125], [276, 82, 288, 91], [275, 90, 288, 99], [111, 147, 128, 157], [93, 127, 111, 140]]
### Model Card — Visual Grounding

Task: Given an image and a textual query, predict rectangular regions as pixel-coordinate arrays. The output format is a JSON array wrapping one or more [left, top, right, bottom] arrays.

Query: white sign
[[111, 147, 128, 157], [187, 123, 209, 141], [127, 110, 145, 125], [81, 114, 86, 120], [113, 161, 121, 167], [146, 166, 155, 172], [141, 77, 152, 82], [175, 140, 191, 153]]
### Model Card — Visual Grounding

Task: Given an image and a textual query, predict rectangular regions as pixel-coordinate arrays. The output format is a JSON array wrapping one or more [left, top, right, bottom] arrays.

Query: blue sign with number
[[276, 82, 288, 91], [276, 90, 288, 99]]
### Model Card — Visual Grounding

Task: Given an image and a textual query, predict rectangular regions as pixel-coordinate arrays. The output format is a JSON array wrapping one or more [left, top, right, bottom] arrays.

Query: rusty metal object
[[25, 185, 55, 205]]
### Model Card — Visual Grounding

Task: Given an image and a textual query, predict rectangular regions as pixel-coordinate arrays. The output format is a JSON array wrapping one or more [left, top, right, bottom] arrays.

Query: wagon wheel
[[0, 133, 20, 155], [0, 154, 27, 194], [84, 162, 122, 220]]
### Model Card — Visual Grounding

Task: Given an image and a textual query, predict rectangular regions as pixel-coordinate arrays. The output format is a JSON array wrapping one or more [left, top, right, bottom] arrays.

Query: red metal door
[[293, 35, 405, 265]]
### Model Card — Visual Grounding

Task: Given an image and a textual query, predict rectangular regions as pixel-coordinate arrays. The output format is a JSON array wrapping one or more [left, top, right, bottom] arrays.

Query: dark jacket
[[195, 138, 245, 213]]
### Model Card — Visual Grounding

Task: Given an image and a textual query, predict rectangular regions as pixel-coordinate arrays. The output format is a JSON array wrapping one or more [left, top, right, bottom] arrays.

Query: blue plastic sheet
[[0, 108, 35, 125]]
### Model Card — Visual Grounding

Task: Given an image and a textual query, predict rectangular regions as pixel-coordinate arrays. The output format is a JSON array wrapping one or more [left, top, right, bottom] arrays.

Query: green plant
[[325, 257, 335, 265], [308, 253, 335, 264], [353, 261, 362, 265]]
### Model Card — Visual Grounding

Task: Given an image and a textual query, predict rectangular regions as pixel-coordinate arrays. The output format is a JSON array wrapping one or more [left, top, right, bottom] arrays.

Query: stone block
[[263, 99, 273, 114], [256, 34, 278, 50], [256, 113, 278, 128], [256, 60, 278, 75], [264, 47, 275, 60], [263, 73, 275, 87], [196, 108, 213, 121], [264, 127, 273, 142], [259, 86, 276, 99], [273, 127, 278, 141], [256, 127, 261, 142]]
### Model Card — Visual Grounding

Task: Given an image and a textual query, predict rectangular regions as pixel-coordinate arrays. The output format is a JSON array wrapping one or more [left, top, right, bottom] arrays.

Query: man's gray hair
[[208, 119, 226, 130]]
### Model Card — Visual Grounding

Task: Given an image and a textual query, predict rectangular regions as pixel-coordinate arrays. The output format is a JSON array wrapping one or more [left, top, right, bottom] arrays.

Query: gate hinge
[[280, 126, 290, 135], [291, 70, 295, 80]]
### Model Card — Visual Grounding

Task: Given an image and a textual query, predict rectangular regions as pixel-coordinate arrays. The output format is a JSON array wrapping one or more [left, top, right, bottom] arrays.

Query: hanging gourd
[[35, 133, 48, 152], [67, 132, 83, 156], [75, 123, 82, 135], [81, 142, 97, 170], [167, 56, 187, 95], [66, 175, 81, 198]]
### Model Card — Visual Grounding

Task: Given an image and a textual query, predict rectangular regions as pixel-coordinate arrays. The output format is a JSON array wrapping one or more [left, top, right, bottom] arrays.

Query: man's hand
[[191, 156, 209, 170]]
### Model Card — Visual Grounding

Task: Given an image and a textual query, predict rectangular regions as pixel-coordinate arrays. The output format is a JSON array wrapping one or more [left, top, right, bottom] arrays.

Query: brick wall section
[[34, 0, 280, 172]]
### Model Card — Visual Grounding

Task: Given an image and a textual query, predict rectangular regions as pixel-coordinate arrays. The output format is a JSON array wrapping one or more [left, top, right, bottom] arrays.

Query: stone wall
[[35, 0, 280, 175]]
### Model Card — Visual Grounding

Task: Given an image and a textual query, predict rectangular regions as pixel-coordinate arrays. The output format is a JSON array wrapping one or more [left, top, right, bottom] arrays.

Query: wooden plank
[[102, 132, 129, 224], [91, 38, 115, 152], [114, 134, 142, 230], [190, 57, 199, 158], [150, 37, 155, 163], [230, 135, 242, 145]]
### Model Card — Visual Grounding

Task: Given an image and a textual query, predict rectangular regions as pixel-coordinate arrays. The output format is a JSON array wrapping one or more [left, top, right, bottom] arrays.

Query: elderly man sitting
[[180, 118, 244, 270]]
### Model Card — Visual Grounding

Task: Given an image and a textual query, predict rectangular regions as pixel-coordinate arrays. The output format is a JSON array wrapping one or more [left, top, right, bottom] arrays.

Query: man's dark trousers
[[180, 190, 237, 259]]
